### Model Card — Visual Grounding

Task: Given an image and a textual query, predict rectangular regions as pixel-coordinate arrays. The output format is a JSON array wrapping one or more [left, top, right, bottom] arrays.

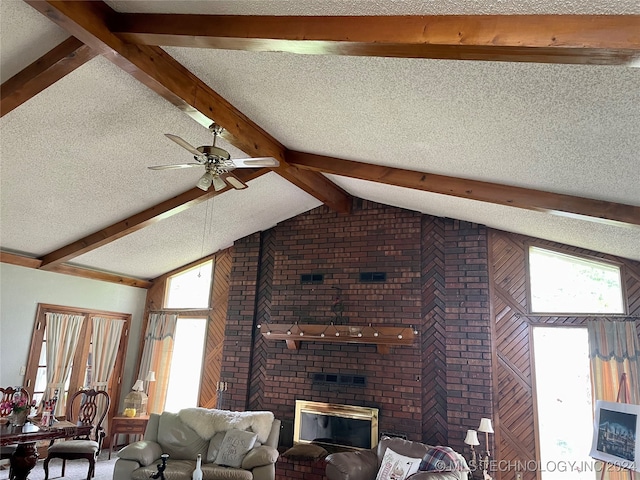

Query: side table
[[109, 415, 149, 459]]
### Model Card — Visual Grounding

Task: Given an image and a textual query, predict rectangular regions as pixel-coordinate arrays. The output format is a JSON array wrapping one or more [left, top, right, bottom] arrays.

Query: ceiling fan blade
[[165, 134, 204, 157], [222, 172, 248, 190], [232, 157, 280, 168], [148, 163, 202, 170]]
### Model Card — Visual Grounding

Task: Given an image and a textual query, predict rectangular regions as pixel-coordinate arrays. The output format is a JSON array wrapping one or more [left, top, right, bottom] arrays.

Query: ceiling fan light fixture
[[153, 128, 278, 192], [212, 175, 227, 191], [196, 172, 214, 191]]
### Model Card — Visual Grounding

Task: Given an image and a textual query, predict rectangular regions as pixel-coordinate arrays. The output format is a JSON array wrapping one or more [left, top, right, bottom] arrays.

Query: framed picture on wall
[[590, 400, 640, 473]]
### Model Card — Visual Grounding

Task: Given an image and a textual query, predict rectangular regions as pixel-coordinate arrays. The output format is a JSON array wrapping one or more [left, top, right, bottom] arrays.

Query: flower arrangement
[[1, 391, 36, 416]]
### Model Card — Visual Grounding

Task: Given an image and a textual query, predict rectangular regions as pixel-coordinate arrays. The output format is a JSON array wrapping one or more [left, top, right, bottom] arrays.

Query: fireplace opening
[[293, 400, 379, 450]]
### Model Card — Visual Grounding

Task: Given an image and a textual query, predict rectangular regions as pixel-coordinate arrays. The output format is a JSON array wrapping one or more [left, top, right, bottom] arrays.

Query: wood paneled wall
[[199, 249, 232, 408], [489, 230, 640, 480]]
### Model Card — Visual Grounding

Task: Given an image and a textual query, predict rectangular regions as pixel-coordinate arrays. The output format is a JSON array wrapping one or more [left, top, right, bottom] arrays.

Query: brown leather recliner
[[325, 436, 469, 480]]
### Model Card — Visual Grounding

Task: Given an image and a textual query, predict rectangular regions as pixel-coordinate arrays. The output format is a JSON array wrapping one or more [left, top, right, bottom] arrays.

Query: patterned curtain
[[137, 313, 178, 414], [587, 319, 640, 480], [44, 313, 85, 416], [90, 317, 125, 415]]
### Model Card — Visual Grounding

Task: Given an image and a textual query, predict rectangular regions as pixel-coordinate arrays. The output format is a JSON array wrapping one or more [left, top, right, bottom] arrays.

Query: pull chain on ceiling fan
[[148, 123, 279, 191]]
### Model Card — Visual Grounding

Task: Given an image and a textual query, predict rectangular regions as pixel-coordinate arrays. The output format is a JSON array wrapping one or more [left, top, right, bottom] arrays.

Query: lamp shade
[[145, 371, 156, 382], [464, 429, 480, 446], [196, 172, 213, 191], [478, 418, 494, 433], [212, 176, 227, 192], [132, 379, 144, 391]]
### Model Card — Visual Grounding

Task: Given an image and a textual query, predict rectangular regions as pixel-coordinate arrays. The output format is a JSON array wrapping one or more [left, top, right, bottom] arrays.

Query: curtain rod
[[148, 308, 212, 313]]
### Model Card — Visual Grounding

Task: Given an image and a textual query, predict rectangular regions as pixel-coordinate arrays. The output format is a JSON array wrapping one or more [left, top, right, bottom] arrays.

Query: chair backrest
[[67, 388, 110, 444], [0, 387, 30, 417]]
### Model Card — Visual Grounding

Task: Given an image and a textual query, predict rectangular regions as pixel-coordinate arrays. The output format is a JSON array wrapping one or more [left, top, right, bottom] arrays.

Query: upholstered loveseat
[[325, 436, 469, 480], [113, 409, 281, 480]]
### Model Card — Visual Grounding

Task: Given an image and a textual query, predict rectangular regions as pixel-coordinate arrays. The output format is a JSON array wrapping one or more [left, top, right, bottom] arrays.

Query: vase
[[10, 410, 28, 427]]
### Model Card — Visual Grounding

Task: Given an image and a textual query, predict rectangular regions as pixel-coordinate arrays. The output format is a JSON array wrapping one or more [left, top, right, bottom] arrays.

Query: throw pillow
[[281, 443, 329, 461], [242, 446, 280, 469], [419, 446, 469, 472], [206, 432, 226, 463], [375, 448, 421, 480], [214, 429, 258, 468]]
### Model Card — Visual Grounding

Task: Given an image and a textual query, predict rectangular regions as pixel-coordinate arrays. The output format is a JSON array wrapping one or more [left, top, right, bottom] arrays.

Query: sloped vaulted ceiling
[[1, 0, 639, 286]]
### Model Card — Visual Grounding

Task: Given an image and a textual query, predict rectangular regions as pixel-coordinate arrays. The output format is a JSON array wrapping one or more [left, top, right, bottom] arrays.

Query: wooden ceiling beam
[[25, 0, 351, 213], [287, 151, 640, 228], [1, 36, 97, 117], [0, 251, 152, 288], [0, 252, 42, 269], [38, 169, 268, 270], [114, 14, 640, 65]]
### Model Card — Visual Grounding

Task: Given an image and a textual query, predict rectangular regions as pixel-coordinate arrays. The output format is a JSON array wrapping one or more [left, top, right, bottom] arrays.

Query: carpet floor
[[0, 450, 116, 480]]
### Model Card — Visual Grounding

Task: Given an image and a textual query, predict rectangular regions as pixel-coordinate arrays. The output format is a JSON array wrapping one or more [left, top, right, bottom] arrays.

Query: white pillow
[[206, 432, 226, 463], [376, 448, 422, 480], [214, 429, 258, 468]]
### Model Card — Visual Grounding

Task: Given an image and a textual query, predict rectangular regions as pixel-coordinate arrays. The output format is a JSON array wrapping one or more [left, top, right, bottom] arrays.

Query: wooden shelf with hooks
[[259, 324, 416, 354]]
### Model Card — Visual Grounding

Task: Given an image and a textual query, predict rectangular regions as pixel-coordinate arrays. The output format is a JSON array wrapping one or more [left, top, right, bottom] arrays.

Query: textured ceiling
[[166, 48, 640, 205], [1, 0, 639, 282], [106, 0, 640, 15]]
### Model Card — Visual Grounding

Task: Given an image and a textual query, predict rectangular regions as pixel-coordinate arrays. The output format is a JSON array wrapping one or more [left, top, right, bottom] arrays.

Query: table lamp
[[477, 418, 494, 480], [464, 429, 480, 470], [145, 371, 156, 394]]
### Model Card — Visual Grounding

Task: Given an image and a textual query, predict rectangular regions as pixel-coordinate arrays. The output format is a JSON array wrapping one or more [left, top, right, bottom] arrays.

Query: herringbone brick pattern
[[421, 216, 448, 445]]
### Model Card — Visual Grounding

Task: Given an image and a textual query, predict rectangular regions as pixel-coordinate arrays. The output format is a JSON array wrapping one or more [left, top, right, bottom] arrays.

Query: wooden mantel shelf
[[260, 323, 416, 354]]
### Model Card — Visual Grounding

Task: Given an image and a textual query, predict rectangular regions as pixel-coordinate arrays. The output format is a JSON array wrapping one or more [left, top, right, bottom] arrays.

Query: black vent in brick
[[311, 373, 366, 388], [301, 273, 324, 284], [359, 272, 387, 282], [352, 376, 366, 386]]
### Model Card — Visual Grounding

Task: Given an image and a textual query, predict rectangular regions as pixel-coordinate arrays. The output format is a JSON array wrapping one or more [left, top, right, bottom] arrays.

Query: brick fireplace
[[198, 198, 640, 480], [218, 199, 493, 461], [294, 400, 379, 450]]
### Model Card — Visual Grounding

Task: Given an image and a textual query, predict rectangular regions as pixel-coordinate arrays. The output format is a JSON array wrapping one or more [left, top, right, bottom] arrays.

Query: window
[[25, 304, 130, 417], [32, 328, 50, 407], [163, 317, 207, 412], [533, 327, 593, 480], [144, 260, 212, 412], [528, 247, 624, 314], [165, 260, 213, 309]]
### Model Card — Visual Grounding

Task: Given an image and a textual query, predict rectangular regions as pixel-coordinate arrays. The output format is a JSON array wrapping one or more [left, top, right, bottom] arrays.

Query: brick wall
[[277, 457, 328, 479], [261, 200, 425, 439], [443, 220, 492, 454], [220, 201, 493, 457], [420, 216, 448, 445], [220, 232, 261, 409]]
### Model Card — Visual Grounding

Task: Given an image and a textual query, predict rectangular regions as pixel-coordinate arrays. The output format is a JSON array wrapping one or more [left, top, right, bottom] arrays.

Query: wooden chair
[[1, 386, 31, 477], [43, 388, 110, 480]]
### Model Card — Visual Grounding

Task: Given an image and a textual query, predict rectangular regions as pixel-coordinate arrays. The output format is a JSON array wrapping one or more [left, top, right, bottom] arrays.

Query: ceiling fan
[[149, 123, 279, 191]]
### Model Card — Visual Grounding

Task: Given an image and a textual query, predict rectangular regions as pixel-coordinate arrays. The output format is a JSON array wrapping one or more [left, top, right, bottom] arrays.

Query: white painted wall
[[0, 263, 147, 410]]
